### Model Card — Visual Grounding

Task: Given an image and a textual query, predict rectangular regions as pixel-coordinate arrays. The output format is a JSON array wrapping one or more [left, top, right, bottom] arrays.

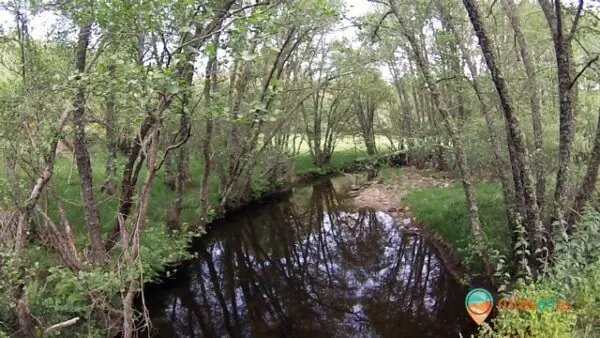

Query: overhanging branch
[[568, 0, 584, 41], [372, 10, 393, 42], [570, 54, 599, 89]]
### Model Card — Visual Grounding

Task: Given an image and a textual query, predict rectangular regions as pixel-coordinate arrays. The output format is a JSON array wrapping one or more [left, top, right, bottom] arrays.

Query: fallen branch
[[44, 317, 80, 334]]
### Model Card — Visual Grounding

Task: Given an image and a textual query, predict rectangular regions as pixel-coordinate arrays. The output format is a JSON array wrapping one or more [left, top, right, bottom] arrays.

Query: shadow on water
[[143, 177, 478, 337]]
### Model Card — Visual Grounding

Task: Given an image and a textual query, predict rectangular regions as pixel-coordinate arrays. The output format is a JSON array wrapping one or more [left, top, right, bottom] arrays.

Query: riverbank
[[349, 166, 511, 276], [349, 166, 468, 282], [359, 167, 600, 337], [6, 148, 395, 336]]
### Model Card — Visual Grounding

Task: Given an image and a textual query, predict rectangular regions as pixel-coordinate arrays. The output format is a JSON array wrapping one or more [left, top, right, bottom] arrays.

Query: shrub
[[15, 226, 194, 335], [481, 208, 600, 337]]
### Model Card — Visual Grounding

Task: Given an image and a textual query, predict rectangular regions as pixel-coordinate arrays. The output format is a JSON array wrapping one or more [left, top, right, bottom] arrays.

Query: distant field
[[290, 134, 398, 154]]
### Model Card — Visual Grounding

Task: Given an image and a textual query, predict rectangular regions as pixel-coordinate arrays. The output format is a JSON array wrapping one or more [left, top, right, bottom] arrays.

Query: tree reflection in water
[[145, 179, 477, 337]]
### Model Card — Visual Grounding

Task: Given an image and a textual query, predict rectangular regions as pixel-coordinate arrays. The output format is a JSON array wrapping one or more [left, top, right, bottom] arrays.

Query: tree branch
[[568, 0, 584, 41], [44, 317, 80, 334], [372, 10, 393, 42], [486, 0, 498, 18], [570, 54, 598, 89], [155, 127, 192, 171]]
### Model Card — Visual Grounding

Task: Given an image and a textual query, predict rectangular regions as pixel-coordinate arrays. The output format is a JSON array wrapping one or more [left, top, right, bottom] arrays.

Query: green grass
[[403, 182, 511, 270], [42, 143, 382, 241], [48, 153, 219, 240], [293, 148, 373, 173], [293, 135, 397, 154]]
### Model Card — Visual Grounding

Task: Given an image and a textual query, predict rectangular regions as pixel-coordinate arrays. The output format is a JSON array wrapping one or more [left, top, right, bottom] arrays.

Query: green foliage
[[24, 227, 193, 333], [403, 182, 510, 271], [294, 149, 374, 174], [481, 209, 600, 337], [0, 247, 22, 317], [251, 176, 275, 198], [478, 285, 577, 337]]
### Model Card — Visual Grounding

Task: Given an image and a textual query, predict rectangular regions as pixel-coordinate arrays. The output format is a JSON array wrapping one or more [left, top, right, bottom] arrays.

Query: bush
[[13, 226, 194, 335], [478, 285, 577, 337], [481, 208, 600, 337]]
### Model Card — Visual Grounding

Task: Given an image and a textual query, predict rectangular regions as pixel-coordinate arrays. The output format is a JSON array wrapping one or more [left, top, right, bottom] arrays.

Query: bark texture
[[538, 0, 578, 228], [71, 23, 106, 266], [501, 0, 546, 210], [462, 0, 544, 270]]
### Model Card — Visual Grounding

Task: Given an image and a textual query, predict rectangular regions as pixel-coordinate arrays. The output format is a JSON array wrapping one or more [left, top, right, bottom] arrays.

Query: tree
[[500, 0, 546, 211], [351, 70, 389, 155], [538, 0, 583, 231], [462, 0, 544, 272], [436, 0, 516, 234], [71, 19, 106, 267], [388, 0, 491, 272]]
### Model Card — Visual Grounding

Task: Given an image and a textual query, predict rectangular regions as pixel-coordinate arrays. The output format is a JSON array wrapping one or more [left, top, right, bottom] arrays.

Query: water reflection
[[145, 179, 476, 337]]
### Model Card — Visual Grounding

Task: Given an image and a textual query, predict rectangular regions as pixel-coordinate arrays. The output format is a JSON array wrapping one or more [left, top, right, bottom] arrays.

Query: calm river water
[[143, 175, 478, 337]]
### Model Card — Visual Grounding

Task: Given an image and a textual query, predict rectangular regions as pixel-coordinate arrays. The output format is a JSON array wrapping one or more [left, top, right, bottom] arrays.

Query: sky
[[1, 0, 597, 41], [0, 0, 375, 41], [334, 0, 375, 42], [0, 0, 385, 78]]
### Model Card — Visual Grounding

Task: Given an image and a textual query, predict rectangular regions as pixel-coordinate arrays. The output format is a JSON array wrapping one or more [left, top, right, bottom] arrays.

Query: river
[[143, 175, 478, 337]]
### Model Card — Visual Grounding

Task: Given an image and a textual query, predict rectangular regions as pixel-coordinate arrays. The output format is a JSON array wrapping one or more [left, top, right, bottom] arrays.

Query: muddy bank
[[350, 166, 454, 221]]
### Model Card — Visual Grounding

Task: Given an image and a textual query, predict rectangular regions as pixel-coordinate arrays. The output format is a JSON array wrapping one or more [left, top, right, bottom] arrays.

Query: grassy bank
[[0, 145, 380, 335], [378, 167, 511, 271], [379, 168, 600, 336], [404, 182, 510, 259], [45, 148, 374, 236]]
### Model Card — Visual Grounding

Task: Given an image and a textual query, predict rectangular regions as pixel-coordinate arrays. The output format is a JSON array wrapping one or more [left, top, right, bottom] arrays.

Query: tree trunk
[[106, 114, 157, 250], [566, 108, 600, 231], [177, 93, 192, 186], [388, 61, 412, 136], [199, 34, 220, 225], [462, 0, 544, 271], [400, 81, 412, 136], [102, 64, 118, 195], [501, 0, 546, 211], [122, 127, 162, 337], [163, 147, 176, 190], [354, 95, 377, 156], [389, 0, 491, 273], [174, 88, 191, 227], [71, 23, 106, 266], [538, 0, 577, 227]]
